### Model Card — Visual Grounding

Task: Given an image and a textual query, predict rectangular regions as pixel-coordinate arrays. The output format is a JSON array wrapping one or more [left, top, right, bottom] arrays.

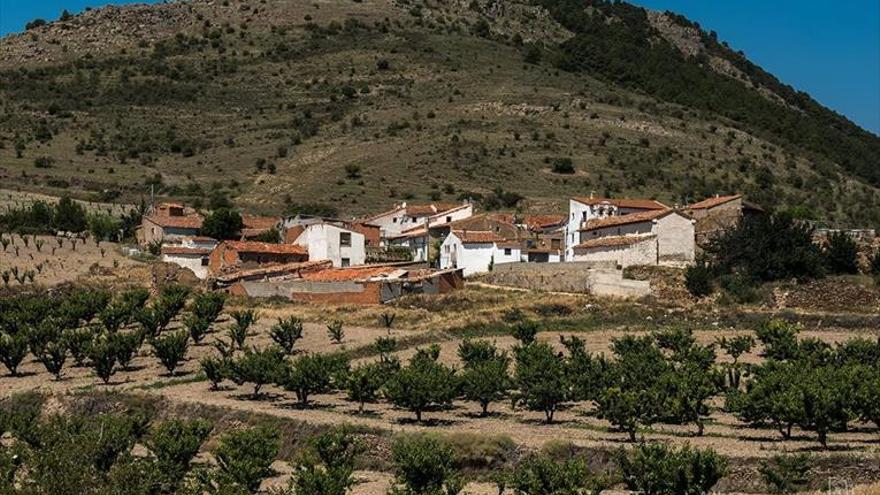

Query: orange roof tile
[[572, 197, 668, 210], [523, 214, 566, 230], [452, 230, 505, 244], [405, 203, 460, 216], [301, 266, 403, 282], [220, 240, 308, 255], [241, 214, 281, 230], [687, 194, 742, 210], [215, 260, 331, 283], [145, 212, 204, 229], [574, 235, 656, 249], [579, 209, 675, 232]]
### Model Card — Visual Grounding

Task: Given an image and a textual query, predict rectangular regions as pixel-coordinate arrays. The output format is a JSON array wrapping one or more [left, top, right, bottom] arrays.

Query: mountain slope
[[0, 0, 877, 228]]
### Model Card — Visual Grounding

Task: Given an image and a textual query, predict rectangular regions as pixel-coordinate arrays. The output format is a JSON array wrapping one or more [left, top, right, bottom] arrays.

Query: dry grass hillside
[[1, 0, 878, 227]]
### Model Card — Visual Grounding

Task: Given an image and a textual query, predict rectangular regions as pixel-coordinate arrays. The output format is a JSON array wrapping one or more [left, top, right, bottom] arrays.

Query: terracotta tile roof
[[389, 226, 428, 239], [405, 203, 460, 216], [220, 240, 308, 255], [572, 197, 668, 210], [452, 230, 505, 244], [496, 240, 522, 249], [522, 214, 566, 230], [574, 235, 656, 249], [687, 194, 742, 210], [301, 266, 404, 282], [145, 211, 204, 229], [579, 209, 674, 232], [242, 214, 281, 230], [161, 246, 213, 256], [215, 260, 331, 283]]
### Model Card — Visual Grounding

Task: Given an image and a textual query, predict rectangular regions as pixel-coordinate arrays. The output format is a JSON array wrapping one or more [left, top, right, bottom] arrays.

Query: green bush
[[279, 352, 343, 406], [150, 331, 189, 376], [458, 343, 510, 416], [684, 262, 713, 298], [759, 453, 812, 494], [229, 346, 285, 398], [145, 419, 213, 489], [384, 350, 458, 423], [213, 426, 280, 492], [822, 231, 859, 274], [509, 453, 612, 495], [201, 208, 243, 240], [270, 316, 303, 354], [390, 434, 463, 495], [617, 442, 727, 495], [513, 341, 567, 423], [287, 428, 361, 495], [0, 332, 29, 376]]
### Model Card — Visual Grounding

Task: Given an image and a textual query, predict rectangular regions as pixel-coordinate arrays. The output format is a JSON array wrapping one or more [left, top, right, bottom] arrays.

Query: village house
[[564, 196, 669, 260], [363, 201, 473, 241], [208, 240, 309, 276], [213, 261, 464, 305], [160, 236, 218, 279], [240, 214, 282, 240], [137, 203, 204, 246], [684, 194, 764, 239], [570, 209, 695, 268], [283, 217, 366, 268], [440, 230, 522, 277], [520, 215, 566, 263]]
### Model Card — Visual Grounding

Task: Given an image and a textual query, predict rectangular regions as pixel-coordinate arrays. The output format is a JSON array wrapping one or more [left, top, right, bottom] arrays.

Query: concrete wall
[[428, 204, 473, 227], [481, 261, 650, 298], [578, 221, 653, 244], [494, 245, 521, 266], [565, 199, 619, 260]]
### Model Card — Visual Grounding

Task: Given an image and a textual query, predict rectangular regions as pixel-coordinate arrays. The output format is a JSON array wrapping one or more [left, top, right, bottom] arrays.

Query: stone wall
[[480, 261, 650, 298]]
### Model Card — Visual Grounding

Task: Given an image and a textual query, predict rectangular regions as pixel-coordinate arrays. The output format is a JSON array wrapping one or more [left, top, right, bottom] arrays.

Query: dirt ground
[[2, 311, 877, 462], [0, 233, 141, 288]]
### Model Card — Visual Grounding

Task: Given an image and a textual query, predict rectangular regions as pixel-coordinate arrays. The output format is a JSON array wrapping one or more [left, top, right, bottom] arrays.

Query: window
[[201, 257, 209, 266], [551, 239, 561, 250], [504, 248, 512, 256], [393, 218, 397, 223], [446, 216, 452, 223], [340, 232, 352, 246], [341, 257, 350, 267]]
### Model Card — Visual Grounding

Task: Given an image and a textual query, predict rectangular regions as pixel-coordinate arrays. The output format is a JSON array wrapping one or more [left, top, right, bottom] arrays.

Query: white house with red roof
[[137, 203, 204, 246], [160, 236, 218, 279], [364, 201, 473, 242], [440, 230, 521, 276], [564, 195, 669, 261], [570, 208, 695, 267]]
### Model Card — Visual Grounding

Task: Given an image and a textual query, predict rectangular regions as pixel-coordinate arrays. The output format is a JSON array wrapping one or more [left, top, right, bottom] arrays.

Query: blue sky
[[1, 0, 878, 134]]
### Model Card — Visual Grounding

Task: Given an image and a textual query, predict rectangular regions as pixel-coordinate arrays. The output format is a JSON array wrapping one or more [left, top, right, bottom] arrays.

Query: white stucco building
[[570, 209, 695, 268], [160, 236, 218, 279], [364, 202, 473, 241], [564, 196, 668, 261], [440, 230, 521, 277], [285, 221, 365, 268]]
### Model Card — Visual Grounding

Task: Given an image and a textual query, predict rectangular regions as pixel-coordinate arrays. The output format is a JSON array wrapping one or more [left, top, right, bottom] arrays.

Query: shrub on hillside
[[616, 442, 727, 495], [390, 434, 463, 495], [201, 208, 243, 240], [822, 231, 859, 274]]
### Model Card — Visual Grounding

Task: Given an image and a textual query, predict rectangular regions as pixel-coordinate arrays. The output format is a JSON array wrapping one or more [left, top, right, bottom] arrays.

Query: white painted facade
[[291, 223, 365, 267], [367, 202, 473, 241], [161, 252, 211, 279], [440, 233, 521, 277], [572, 212, 695, 268], [160, 237, 218, 280], [564, 199, 619, 261]]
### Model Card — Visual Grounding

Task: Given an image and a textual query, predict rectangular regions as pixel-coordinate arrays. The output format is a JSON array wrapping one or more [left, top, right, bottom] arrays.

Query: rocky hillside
[[0, 0, 878, 228]]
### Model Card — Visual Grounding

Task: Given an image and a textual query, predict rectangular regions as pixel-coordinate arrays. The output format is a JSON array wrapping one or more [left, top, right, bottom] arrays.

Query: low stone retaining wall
[[481, 261, 650, 298]]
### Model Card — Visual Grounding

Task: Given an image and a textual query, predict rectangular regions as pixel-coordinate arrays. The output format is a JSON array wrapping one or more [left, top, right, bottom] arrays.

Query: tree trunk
[[545, 408, 554, 424], [628, 427, 637, 442], [415, 409, 422, 423], [253, 384, 261, 398], [358, 401, 365, 414], [481, 401, 489, 417], [696, 418, 705, 437], [818, 429, 827, 448]]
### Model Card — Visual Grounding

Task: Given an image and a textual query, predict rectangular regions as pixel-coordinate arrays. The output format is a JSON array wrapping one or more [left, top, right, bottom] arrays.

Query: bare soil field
[[0, 233, 141, 287]]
